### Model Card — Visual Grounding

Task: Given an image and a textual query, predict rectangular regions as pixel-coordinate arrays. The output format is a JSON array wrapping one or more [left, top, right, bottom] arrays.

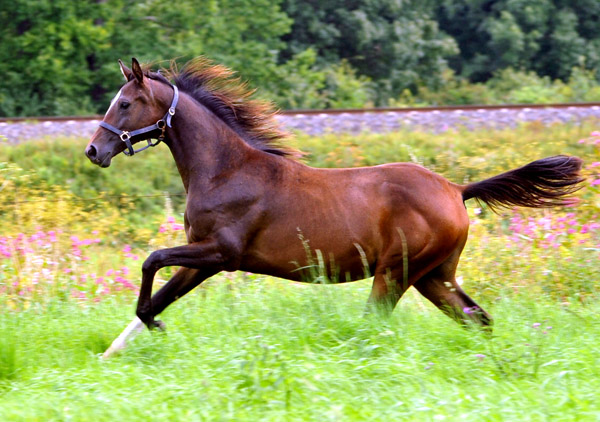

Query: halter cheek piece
[[98, 84, 179, 156]]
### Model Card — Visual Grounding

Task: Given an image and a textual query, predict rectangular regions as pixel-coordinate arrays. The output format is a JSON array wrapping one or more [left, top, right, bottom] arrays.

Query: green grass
[[1, 123, 599, 420], [1, 277, 599, 421]]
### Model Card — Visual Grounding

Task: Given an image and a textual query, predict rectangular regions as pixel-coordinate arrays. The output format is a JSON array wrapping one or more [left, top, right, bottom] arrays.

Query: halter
[[99, 84, 179, 156]]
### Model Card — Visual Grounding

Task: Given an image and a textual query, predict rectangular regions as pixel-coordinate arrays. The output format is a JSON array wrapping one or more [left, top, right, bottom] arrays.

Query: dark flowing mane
[[146, 57, 299, 158]]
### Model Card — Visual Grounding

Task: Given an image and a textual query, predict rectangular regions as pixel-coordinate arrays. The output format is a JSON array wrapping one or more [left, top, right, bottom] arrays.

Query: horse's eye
[[120, 101, 130, 109]]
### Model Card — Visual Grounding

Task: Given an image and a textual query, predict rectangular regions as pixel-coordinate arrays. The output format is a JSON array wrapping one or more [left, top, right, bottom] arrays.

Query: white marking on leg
[[102, 317, 144, 359]]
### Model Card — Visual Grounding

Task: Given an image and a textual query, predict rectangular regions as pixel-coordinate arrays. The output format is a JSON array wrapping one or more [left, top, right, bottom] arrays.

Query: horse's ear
[[118, 59, 132, 82], [131, 57, 144, 84]]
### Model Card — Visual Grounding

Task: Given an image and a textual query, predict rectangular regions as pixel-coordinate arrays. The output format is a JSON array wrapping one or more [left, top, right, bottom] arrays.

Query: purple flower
[[532, 323, 541, 328], [474, 354, 486, 361]]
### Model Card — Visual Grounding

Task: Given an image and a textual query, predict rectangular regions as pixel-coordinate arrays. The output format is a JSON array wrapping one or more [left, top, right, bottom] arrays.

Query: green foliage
[[1, 125, 600, 418], [436, 0, 600, 82], [0, 138, 183, 236], [267, 51, 374, 109], [1, 288, 600, 419], [413, 67, 600, 106], [281, 0, 458, 104], [2, 0, 600, 115]]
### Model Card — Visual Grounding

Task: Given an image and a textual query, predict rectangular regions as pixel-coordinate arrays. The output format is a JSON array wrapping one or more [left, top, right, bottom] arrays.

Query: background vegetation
[[1, 123, 600, 419], [1, 0, 600, 116]]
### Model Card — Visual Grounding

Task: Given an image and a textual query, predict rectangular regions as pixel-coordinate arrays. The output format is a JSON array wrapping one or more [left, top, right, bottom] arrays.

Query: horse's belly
[[240, 230, 378, 283]]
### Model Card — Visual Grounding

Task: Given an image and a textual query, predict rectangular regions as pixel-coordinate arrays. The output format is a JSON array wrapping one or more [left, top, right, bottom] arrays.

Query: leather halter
[[98, 84, 179, 156]]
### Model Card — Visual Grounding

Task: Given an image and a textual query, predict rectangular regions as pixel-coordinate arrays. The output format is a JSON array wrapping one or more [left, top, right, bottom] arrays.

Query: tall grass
[[0, 122, 599, 420], [0, 283, 599, 421]]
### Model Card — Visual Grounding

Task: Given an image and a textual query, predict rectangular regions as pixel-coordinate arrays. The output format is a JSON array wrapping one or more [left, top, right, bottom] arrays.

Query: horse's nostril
[[86, 144, 97, 159]]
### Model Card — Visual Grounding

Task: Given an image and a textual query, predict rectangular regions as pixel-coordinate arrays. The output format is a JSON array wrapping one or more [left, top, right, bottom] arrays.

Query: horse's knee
[[142, 250, 165, 274]]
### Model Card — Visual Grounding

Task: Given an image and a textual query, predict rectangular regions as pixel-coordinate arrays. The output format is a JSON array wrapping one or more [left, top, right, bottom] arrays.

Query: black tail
[[462, 155, 584, 212]]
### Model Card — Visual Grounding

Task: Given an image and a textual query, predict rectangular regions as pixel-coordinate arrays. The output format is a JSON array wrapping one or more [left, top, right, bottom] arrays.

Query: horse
[[85, 57, 583, 352]]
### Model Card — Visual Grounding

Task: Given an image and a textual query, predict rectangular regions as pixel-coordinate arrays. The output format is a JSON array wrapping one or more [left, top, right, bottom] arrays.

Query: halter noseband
[[98, 84, 179, 156]]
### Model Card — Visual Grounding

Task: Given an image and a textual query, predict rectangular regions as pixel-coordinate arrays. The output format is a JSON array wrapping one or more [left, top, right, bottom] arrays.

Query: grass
[[1, 122, 600, 420], [1, 277, 599, 421]]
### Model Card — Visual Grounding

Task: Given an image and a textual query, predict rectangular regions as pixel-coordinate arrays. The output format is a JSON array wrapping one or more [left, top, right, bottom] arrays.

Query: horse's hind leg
[[366, 264, 412, 316], [413, 252, 492, 327]]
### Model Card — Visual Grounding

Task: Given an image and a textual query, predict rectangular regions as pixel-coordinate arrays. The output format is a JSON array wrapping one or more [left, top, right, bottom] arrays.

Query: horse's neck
[[164, 94, 254, 191]]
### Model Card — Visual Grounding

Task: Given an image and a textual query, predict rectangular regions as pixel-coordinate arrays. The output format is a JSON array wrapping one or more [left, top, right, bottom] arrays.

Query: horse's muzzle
[[85, 144, 112, 167]]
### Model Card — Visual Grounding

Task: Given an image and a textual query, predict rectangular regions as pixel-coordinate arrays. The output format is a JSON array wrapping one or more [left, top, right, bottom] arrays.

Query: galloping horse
[[86, 58, 583, 341]]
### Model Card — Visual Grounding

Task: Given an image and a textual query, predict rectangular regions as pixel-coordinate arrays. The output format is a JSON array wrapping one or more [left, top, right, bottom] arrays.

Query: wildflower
[[474, 353, 486, 361], [532, 322, 541, 328], [463, 306, 479, 315]]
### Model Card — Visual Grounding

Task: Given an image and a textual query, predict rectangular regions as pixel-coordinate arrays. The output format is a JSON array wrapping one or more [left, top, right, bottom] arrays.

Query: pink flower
[[463, 306, 479, 315]]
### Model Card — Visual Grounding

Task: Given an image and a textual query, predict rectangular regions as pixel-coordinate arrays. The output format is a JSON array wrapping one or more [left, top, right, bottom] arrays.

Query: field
[[1, 122, 600, 420]]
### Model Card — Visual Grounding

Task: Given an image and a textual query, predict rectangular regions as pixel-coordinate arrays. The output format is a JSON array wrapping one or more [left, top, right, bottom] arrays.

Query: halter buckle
[[120, 131, 131, 142], [168, 107, 175, 116]]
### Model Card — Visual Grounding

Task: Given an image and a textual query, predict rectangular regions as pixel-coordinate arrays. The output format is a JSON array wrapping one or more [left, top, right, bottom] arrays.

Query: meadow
[[0, 121, 599, 421]]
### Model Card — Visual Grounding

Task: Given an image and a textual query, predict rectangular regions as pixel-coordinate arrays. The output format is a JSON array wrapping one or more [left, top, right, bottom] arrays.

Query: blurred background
[[1, 0, 600, 116]]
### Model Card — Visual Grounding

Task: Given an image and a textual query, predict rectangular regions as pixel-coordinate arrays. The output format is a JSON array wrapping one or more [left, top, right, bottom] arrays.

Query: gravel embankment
[[1, 106, 600, 144]]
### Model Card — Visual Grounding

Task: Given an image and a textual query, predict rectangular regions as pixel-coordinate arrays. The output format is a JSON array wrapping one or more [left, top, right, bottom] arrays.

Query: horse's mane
[[146, 57, 299, 159]]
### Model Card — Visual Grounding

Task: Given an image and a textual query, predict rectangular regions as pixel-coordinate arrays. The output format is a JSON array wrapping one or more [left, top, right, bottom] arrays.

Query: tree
[[280, 0, 458, 104], [436, 0, 600, 82], [0, 0, 295, 116]]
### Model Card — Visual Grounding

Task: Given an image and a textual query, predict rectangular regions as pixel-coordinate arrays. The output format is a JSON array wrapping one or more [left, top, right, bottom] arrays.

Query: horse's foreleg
[[150, 267, 215, 320], [136, 240, 232, 329], [102, 267, 214, 359]]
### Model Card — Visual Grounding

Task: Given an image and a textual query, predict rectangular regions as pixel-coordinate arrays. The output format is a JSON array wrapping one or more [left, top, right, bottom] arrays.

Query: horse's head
[[85, 58, 176, 167]]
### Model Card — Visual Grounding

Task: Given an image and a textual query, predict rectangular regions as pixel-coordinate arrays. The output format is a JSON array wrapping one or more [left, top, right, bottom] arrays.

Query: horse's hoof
[[149, 320, 167, 332]]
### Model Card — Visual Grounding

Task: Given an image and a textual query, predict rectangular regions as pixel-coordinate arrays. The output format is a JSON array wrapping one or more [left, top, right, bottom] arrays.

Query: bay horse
[[85, 57, 583, 345]]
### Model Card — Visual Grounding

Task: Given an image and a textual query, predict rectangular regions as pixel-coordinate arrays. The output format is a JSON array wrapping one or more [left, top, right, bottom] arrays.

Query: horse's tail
[[461, 155, 584, 212]]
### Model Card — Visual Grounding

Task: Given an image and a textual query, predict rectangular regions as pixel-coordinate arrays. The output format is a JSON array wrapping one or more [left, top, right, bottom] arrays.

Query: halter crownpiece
[[99, 84, 179, 156]]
